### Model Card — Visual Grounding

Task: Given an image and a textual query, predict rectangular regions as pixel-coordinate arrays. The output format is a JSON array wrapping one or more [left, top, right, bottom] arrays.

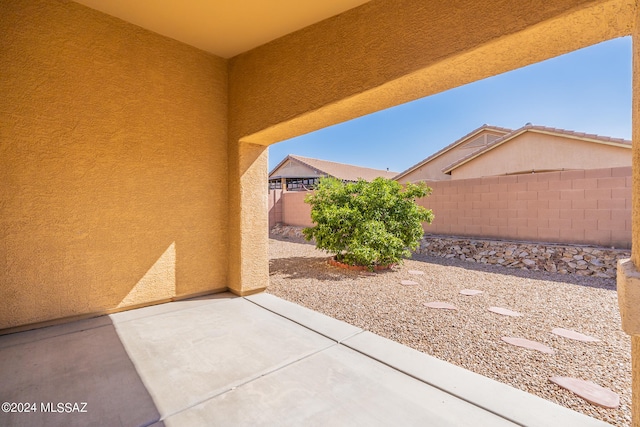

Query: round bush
[[302, 177, 434, 269]]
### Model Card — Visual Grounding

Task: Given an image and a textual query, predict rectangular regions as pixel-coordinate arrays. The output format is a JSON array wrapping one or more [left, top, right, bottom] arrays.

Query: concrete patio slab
[[111, 294, 335, 419], [162, 344, 516, 427], [0, 292, 613, 427], [0, 322, 160, 427]]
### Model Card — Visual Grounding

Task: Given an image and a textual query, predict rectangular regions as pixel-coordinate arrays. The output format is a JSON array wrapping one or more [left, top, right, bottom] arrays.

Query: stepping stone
[[400, 280, 419, 286], [549, 376, 619, 409], [408, 270, 425, 275], [551, 328, 600, 342], [501, 337, 555, 354], [423, 302, 458, 310], [460, 289, 483, 296], [488, 307, 522, 317]]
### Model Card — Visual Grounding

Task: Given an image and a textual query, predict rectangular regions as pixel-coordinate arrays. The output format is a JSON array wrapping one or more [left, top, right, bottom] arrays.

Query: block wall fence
[[269, 190, 313, 228], [269, 166, 632, 249], [419, 166, 631, 248]]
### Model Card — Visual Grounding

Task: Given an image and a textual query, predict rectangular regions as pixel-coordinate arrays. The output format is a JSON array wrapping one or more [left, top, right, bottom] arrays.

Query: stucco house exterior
[[395, 124, 632, 183], [268, 154, 397, 190], [4, 1, 640, 422]]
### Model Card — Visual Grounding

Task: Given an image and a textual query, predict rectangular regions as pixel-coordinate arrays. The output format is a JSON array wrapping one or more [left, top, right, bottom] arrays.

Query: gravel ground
[[268, 236, 632, 426]]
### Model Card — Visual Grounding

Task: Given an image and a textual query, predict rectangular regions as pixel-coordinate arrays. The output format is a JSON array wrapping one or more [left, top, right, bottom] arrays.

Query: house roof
[[393, 124, 512, 180], [269, 154, 398, 181], [442, 124, 632, 174]]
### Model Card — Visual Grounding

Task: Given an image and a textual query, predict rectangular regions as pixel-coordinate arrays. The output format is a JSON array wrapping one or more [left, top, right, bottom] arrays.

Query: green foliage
[[302, 177, 434, 269]]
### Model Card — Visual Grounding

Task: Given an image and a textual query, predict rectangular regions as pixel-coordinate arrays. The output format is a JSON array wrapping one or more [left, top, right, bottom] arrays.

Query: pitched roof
[[442, 124, 632, 174], [269, 154, 398, 181], [393, 124, 512, 180]]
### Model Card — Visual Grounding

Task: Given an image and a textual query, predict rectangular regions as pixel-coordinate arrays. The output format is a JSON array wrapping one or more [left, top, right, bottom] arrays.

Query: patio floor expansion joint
[[158, 342, 340, 422]]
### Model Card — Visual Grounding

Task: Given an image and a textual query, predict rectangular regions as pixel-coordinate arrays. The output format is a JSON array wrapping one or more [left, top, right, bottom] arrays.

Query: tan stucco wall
[[229, 0, 633, 147], [397, 130, 506, 183], [451, 132, 632, 179], [630, 7, 640, 424], [0, 0, 229, 329]]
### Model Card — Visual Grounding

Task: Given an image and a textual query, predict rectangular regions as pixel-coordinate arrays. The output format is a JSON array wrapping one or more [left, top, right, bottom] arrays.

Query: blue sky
[[268, 36, 631, 174]]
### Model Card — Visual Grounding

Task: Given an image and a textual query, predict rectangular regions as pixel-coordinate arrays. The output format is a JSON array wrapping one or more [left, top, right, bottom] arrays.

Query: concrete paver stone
[[460, 289, 483, 296], [501, 337, 555, 354], [551, 328, 600, 342], [489, 307, 523, 317], [400, 280, 419, 286], [423, 302, 458, 310], [549, 377, 619, 409]]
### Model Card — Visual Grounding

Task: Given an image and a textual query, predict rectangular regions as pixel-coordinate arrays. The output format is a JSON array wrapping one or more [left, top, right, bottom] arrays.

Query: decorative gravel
[[268, 236, 631, 426]]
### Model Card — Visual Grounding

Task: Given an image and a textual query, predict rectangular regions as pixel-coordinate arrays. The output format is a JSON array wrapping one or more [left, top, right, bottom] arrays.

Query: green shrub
[[302, 177, 434, 269]]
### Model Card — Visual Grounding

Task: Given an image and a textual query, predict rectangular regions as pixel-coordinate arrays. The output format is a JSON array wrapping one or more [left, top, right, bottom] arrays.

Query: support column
[[227, 141, 269, 296], [618, 260, 640, 425], [619, 13, 640, 426], [635, 336, 640, 426]]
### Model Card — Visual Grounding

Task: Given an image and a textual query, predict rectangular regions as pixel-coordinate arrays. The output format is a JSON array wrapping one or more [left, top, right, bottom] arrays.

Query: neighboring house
[[268, 154, 398, 191], [394, 125, 512, 182], [395, 124, 631, 183]]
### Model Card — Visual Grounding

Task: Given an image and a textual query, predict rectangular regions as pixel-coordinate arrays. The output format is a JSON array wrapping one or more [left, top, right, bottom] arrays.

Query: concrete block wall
[[420, 167, 631, 248], [281, 192, 314, 228], [268, 189, 283, 227], [270, 167, 631, 249]]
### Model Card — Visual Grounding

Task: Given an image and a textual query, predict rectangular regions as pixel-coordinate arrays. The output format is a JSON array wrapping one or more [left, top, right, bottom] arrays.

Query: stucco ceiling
[[73, 0, 371, 58]]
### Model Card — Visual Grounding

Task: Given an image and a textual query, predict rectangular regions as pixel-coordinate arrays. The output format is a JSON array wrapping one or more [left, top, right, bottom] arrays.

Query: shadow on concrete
[[0, 316, 163, 427], [410, 253, 617, 291]]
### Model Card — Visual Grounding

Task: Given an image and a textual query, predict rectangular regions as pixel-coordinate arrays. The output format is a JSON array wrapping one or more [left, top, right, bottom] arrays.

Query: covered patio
[[2, 0, 640, 425]]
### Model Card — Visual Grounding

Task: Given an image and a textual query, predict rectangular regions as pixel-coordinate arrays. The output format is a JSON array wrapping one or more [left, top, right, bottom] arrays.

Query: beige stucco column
[[618, 10, 640, 426], [227, 141, 269, 296], [617, 259, 640, 425]]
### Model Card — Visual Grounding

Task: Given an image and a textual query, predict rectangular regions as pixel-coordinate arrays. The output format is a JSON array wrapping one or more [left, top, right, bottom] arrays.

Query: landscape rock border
[[418, 235, 629, 279], [270, 225, 629, 279]]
